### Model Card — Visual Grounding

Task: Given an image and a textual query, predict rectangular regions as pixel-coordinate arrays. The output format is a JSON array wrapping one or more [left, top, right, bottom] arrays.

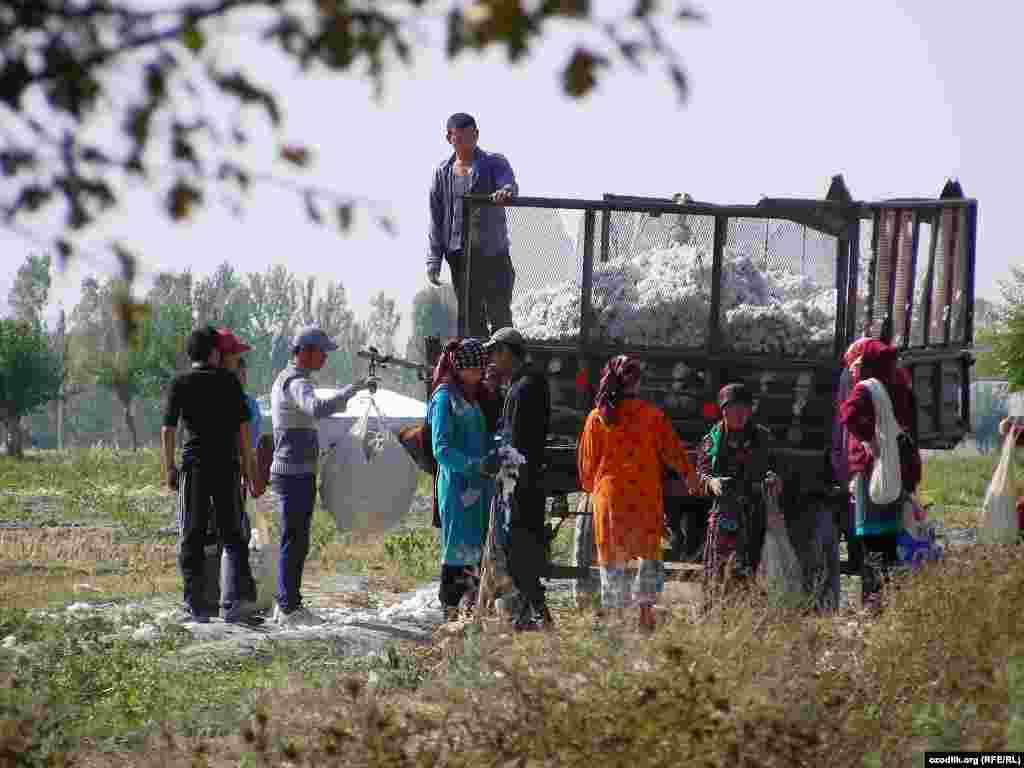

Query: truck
[[424, 175, 978, 598]]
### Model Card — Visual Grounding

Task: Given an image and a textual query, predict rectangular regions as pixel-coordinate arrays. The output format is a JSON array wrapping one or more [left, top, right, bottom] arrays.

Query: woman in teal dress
[[430, 338, 495, 616]]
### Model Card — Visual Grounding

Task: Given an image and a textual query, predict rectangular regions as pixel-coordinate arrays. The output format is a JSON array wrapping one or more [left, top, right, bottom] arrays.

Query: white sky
[[0, 0, 1020, 347]]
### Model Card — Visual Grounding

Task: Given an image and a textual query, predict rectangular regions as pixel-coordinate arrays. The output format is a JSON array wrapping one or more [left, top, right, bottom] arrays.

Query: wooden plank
[[921, 212, 938, 347], [846, 217, 861, 343], [708, 214, 726, 354], [460, 196, 472, 337], [904, 212, 921, 348], [864, 209, 879, 335]]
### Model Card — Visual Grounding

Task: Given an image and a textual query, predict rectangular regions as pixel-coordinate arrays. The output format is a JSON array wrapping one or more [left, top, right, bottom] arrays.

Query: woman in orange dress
[[577, 355, 698, 631]]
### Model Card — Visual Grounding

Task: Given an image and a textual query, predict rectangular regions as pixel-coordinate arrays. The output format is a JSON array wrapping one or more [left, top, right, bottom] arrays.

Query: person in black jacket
[[484, 327, 552, 631]]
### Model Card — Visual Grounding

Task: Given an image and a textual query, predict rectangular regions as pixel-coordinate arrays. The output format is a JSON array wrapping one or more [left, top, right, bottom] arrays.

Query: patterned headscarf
[[595, 355, 643, 424], [454, 338, 486, 370], [431, 338, 486, 401]]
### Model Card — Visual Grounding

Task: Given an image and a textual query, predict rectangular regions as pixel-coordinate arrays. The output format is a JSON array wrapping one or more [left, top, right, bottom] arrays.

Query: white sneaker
[[272, 605, 324, 627]]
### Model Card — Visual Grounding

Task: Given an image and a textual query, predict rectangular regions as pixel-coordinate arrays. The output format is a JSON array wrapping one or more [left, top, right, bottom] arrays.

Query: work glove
[[480, 450, 501, 477], [763, 470, 783, 497], [707, 476, 732, 497], [426, 267, 442, 287]]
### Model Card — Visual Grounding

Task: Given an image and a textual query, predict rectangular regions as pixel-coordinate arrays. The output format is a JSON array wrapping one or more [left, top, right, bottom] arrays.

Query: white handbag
[[862, 378, 903, 506]]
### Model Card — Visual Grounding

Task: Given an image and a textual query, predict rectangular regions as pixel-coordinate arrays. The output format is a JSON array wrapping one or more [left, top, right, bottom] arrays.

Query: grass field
[[1, 446, 1019, 766]]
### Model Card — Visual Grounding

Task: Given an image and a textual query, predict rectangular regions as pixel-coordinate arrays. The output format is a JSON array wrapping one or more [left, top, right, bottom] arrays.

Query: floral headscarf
[[431, 338, 486, 401], [595, 355, 643, 424]]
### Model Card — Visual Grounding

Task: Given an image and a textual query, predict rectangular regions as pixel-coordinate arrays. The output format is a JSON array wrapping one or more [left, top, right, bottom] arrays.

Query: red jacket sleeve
[[839, 383, 875, 443]]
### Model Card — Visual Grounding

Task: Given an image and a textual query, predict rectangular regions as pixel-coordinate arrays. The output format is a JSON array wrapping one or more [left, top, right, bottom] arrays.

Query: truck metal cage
[[437, 177, 977, 499]]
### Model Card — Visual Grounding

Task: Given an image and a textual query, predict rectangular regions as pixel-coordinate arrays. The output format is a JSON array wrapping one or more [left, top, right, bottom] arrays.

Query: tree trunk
[[122, 398, 138, 452], [56, 398, 64, 452], [3, 417, 23, 459]]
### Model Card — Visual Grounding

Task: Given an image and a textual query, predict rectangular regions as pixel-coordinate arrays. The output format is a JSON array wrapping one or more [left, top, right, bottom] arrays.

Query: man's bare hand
[[492, 187, 514, 205]]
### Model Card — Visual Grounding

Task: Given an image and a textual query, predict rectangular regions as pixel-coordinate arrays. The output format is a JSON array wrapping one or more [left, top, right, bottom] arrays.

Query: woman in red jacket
[[839, 340, 921, 612]]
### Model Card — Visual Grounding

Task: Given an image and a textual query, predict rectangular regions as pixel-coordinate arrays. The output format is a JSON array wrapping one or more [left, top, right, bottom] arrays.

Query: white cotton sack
[[248, 528, 280, 612], [317, 388, 426, 535], [980, 428, 1021, 545], [759, 495, 804, 599]]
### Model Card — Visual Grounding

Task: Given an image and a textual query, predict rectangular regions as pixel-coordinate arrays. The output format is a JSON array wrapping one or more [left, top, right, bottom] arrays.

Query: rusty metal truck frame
[[424, 176, 978, 582]]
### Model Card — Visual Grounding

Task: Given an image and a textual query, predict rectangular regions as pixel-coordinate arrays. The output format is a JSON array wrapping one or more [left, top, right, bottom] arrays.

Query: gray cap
[[483, 327, 525, 349], [291, 325, 338, 353]]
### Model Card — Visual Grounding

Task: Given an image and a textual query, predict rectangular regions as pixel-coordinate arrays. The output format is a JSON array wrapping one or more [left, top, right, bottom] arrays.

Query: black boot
[[535, 600, 554, 631], [514, 600, 539, 632]]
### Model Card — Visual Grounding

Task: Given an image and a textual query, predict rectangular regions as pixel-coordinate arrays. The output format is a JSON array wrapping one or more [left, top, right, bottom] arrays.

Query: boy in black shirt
[[161, 326, 264, 623]]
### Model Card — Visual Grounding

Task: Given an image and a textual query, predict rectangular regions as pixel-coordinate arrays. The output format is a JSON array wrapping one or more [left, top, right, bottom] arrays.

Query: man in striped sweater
[[270, 326, 375, 626]]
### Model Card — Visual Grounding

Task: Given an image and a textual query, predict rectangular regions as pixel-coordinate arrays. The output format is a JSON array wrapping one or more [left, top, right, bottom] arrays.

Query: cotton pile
[[512, 243, 836, 356]]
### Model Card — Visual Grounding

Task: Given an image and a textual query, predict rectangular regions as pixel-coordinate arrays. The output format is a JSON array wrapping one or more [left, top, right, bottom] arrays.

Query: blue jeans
[[271, 473, 317, 613]]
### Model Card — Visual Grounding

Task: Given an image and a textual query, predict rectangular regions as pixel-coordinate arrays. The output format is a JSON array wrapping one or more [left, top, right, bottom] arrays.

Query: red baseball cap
[[216, 328, 252, 355]]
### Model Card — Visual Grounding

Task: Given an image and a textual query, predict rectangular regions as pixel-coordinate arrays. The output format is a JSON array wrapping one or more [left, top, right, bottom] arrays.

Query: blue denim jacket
[[427, 147, 517, 274]]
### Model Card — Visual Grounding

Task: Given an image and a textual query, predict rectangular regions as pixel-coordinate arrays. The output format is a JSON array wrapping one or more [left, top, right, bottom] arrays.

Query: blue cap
[[291, 325, 338, 353]]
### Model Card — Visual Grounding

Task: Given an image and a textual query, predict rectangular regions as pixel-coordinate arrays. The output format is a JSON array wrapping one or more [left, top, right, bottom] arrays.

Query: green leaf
[[280, 145, 312, 168], [181, 20, 205, 54], [305, 191, 323, 225], [668, 63, 689, 103], [633, 0, 656, 18], [214, 71, 282, 126], [562, 48, 608, 99], [336, 204, 353, 232], [166, 180, 202, 221], [0, 59, 31, 111]]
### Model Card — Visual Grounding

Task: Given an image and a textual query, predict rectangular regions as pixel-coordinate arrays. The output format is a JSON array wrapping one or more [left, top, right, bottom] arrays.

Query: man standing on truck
[[427, 113, 518, 338], [162, 326, 264, 623], [270, 326, 375, 626], [484, 327, 553, 630]]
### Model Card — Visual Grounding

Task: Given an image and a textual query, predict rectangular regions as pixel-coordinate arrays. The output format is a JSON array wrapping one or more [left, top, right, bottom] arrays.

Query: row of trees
[[1, 254, 457, 456], [964, 279, 1024, 454]]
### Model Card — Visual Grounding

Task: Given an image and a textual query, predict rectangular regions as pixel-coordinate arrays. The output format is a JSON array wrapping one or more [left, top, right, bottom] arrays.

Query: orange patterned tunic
[[578, 399, 698, 566]]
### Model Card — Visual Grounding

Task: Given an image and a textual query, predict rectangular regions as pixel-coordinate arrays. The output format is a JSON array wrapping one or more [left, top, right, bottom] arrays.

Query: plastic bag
[[349, 397, 391, 463], [475, 446, 526, 617], [247, 528, 280, 612], [896, 522, 943, 571], [863, 378, 903, 505], [980, 427, 1020, 544], [759, 493, 804, 599]]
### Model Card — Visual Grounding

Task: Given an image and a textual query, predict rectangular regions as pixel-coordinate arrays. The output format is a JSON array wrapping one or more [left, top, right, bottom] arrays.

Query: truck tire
[[572, 494, 600, 608]]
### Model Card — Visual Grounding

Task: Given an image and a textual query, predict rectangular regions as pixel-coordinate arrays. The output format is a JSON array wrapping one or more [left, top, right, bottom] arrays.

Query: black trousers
[[860, 533, 899, 601], [508, 483, 548, 608], [177, 461, 248, 610], [447, 248, 515, 338], [237, 487, 257, 602], [439, 565, 479, 609]]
